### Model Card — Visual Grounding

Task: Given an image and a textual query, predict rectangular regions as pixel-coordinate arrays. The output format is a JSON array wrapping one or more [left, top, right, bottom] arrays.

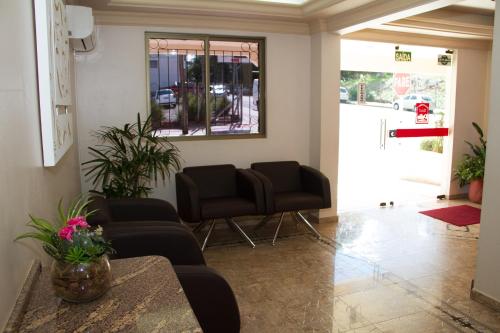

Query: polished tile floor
[[202, 200, 500, 333]]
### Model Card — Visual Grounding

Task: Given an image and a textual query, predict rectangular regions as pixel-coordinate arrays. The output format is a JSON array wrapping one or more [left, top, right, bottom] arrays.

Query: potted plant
[[83, 113, 182, 198], [454, 122, 486, 204], [15, 197, 113, 302]]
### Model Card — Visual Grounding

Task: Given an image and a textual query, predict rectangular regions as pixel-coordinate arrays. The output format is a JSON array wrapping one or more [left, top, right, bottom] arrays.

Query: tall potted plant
[[83, 113, 181, 198], [454, 122, 486, 204]]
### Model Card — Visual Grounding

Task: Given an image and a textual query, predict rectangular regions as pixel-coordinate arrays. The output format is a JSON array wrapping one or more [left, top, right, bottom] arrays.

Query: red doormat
[[419, 205, 481, 226]]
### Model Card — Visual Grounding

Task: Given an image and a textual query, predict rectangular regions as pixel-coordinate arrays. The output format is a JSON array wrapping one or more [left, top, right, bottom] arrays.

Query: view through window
[[147, 34, 265, 139]]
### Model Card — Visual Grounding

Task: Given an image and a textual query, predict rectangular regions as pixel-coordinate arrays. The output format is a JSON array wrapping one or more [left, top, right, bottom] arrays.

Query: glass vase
[[50, 255, 112, 303]]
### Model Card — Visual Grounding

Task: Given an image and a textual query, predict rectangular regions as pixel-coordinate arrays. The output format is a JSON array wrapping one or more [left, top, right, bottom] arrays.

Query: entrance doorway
[[338, 40, 455, 212]]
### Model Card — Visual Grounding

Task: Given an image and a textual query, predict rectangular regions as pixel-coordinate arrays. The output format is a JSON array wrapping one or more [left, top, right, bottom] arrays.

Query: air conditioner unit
[[66, 5, 95, 52]]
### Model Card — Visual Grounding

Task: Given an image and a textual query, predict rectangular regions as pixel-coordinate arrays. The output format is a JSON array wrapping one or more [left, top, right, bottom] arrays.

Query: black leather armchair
[[87, 196, 241, 333], [250, 161, 331, 245], [176, 164, 264, 250]]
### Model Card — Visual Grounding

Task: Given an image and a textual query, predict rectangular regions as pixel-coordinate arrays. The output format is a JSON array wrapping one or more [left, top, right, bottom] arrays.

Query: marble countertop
[[5, 256, 202, 333]]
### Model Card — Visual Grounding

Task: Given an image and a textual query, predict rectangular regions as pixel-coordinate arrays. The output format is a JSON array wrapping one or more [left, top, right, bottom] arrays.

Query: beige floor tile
[[201, 200, 499, 333], [374, 312, 458, 332], [338, 284, 422, 323]]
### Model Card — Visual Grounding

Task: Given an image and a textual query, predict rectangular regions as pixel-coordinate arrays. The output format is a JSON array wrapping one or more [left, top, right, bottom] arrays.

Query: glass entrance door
[[338, 40, 454, 212]]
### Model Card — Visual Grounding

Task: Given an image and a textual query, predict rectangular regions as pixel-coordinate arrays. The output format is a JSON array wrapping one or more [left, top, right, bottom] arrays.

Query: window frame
[[145, 32, 266, 141]]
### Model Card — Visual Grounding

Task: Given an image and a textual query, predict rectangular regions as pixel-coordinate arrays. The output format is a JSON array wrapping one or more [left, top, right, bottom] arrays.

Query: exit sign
[[395, 51, 412, 62]]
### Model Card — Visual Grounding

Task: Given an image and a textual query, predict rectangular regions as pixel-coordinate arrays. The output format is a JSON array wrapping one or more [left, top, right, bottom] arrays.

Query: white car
[[340, 87, 349, 103], [393, 94, 434, 113], [155, 88, 176, 108], [210, 84, 228, 97]]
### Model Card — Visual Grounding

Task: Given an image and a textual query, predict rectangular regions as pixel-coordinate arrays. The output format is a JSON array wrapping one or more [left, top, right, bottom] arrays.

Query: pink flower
[[67, 216, 89, 229], [58, 226, 74, 241]]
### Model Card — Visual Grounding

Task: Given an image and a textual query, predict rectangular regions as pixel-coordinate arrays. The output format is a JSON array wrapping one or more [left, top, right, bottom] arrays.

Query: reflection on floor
[[203, 200, 500, 332]]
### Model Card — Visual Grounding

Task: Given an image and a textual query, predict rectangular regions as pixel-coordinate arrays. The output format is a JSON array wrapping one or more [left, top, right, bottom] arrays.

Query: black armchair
[[176, 164, 264, 250], [87, 196, 241, 333], [250, 161, 331, 245]]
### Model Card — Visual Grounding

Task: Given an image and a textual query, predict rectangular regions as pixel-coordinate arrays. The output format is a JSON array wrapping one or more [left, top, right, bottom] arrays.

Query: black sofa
[[87, 196, 240, 333]]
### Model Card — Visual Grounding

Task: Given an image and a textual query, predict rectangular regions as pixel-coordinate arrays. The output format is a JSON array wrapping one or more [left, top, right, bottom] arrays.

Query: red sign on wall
[[415, 103, 430, 124], [394, 73, 411, 95]]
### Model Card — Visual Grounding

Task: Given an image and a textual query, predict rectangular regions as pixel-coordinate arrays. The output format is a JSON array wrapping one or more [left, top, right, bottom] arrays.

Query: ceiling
[[72, 0, 495, 41], [454, 0, 496, 12]]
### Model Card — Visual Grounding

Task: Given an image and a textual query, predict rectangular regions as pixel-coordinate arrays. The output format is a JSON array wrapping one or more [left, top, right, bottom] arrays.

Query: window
[[146, 33, 266, 139]]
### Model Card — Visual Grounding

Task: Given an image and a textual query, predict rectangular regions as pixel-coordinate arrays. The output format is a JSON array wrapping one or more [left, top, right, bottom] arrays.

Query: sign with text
[[415, 103, 430, 124], [357, 82, 367, 104], [395, 51, 412, 62], [438, 54, 452, 66], [394, 73, 411, 95]]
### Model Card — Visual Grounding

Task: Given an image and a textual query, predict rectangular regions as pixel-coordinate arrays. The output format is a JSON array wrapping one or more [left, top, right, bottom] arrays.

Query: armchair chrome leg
[[291, 211, 301, 229], [296, 211, 322, 240], [227, 218, 256, 248], [193, 219, 210, 233], [201, 219, 216, 251], [224, 218, 238, 232], [272, 212, 285, 246], [254, 215, 273, 230]]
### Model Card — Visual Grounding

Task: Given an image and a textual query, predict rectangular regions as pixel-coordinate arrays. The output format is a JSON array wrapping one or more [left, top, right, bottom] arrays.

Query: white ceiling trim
[[93, 9, 311, 34], [326, 0, 464, 34], [345, 28, 492, 49], [107, 0, 304, 19]]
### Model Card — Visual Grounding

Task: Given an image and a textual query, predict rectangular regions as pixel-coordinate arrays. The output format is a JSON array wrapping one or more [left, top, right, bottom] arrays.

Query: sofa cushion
[[184, 165, 237, 199], [274, 192, 324, 212], [201, 197, 257, 219]]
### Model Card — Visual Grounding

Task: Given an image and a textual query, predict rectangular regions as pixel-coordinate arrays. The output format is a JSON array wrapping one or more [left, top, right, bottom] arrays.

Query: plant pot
[[50, 255, 112, 303], [468, 178, 483, 204]]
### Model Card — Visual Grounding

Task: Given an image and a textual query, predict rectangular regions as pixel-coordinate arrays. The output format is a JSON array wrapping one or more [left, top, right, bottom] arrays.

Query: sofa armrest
[[87, 196, 113, 227], [175, 173, 201, 223], [175, 265, 240, 333], [104, 222, 206, 265], [236, 169, 265, 213], [300, 165, 331, 208], [105, 198, 180, 222], [247, 169, 275, 214]]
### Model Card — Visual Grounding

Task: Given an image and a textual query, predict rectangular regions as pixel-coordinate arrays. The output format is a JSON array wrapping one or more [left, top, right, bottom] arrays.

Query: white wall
[[310, 32, 340, 218], [0, 1, 81, 329], [448, 48, 490, 196], [75, 25, 311, 204], [474, 0, 500, 303]]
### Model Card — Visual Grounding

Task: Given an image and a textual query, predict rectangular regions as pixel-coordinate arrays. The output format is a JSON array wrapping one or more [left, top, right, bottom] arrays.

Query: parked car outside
[[155, 88, 177, 108], [210, 84, 228, 97], [340, 87, 349, 103], [393, 94, 434, 113]]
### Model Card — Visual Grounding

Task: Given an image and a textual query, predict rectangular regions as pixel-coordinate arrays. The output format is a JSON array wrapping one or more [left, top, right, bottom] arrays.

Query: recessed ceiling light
[[255, 0, 307, 5]]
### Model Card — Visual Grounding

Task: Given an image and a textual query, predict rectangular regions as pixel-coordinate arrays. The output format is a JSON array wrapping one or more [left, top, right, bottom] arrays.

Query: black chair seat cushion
[[274, 192, 324, 212], [201, 197, 257, 219], [175, 265, 240, 333]]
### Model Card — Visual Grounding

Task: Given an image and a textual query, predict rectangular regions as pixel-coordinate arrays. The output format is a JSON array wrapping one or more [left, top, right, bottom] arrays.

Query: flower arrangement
[[15, 196, 113, 264]]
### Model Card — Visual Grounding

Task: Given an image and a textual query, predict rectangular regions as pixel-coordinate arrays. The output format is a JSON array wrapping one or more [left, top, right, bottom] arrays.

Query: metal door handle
[[379, 119, 387, 150]]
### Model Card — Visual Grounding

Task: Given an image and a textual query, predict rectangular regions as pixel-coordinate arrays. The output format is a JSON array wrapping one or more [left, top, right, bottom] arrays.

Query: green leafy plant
[[454, 122, 486, 187], [15, 196, 113, 264], [420, 138, 443, 153], [82, 113, 182, 198]]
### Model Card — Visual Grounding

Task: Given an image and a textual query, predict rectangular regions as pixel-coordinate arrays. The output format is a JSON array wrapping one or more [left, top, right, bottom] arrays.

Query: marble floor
[[202, 200, 500, 333]]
